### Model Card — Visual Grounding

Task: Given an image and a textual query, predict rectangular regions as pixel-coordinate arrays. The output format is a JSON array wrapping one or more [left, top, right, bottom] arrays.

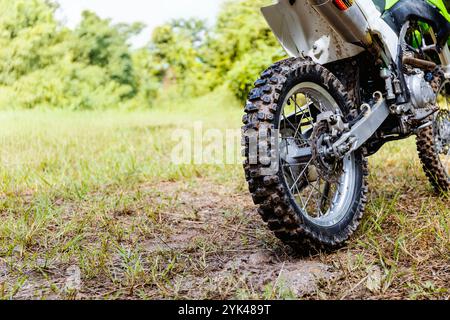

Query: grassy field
[[0, 92, 448, 300]]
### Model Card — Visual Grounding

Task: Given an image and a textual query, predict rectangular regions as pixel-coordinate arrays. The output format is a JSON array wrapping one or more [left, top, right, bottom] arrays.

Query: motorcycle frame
[[262, 0, 450, 159]]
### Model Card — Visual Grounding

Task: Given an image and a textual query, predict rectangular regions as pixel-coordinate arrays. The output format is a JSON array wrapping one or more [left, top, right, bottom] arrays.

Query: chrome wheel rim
[[278, 82, 357, 228]]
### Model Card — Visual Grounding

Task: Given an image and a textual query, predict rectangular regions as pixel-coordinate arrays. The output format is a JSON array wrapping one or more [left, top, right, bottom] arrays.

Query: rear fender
[[262, 0, 364, 64]]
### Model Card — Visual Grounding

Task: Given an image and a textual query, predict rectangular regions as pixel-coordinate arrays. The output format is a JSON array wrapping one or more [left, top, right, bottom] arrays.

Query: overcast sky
[[56, 0, 223, 48]]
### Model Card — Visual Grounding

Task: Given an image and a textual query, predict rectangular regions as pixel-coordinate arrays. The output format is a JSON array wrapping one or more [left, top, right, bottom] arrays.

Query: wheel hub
[[311, 121, 344, 183]]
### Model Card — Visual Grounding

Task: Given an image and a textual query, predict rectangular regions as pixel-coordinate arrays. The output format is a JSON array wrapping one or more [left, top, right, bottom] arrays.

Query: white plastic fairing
[[355, 0, 399, 60], [261, 0, 364, 64]]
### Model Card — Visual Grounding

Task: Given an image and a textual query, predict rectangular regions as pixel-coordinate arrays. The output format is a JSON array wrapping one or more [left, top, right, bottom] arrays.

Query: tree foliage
[[206, 0, 284, 90], [0, 0, 284, 109]]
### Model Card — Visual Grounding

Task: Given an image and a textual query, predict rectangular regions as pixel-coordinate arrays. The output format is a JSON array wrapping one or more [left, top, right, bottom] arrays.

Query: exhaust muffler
[[308, 0, 373, 48]]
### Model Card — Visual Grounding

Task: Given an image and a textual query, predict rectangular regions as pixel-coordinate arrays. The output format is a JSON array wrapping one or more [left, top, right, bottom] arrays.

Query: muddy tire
[[242, 58, 369, 251], [416, 121, 450, 193], [416, 73, 450, 194]]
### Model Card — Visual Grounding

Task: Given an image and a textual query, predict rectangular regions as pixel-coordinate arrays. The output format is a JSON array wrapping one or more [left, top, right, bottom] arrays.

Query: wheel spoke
[[288, 159, 313, 193], [282, 107, 299, 132], [293, 104, 312, 140], [287, 167, 306, 208], [302, 180, 320, 213], [320, 181, 332, 213]]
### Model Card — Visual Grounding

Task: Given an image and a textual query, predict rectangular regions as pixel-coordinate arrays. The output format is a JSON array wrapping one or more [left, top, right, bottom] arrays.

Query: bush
[[226, 45, 284, 102], [0, 0, 286, 109]]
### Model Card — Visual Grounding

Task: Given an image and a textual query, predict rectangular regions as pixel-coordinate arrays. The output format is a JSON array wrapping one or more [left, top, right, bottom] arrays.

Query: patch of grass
[[0, 91, 448, 300]]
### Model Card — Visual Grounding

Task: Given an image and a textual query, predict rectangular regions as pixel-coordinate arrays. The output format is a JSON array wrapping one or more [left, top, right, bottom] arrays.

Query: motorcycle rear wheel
[[242, 58, 369, 251]]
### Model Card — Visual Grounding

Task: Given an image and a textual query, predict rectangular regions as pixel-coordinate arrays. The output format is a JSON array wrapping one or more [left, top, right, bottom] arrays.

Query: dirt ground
[[2, 175, 447, 300], [0, 112, 448, 300], [138, 181, 341, 300]]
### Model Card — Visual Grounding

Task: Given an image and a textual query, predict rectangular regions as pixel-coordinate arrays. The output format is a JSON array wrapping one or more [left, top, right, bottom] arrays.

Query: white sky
[[56, 0, 223, 48]]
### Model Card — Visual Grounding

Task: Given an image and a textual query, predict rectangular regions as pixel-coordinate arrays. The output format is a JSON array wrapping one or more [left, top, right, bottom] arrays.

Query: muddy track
[[132, 181, 342, 299], [1, 177, 448, 300], [0, 180, 342, 300]]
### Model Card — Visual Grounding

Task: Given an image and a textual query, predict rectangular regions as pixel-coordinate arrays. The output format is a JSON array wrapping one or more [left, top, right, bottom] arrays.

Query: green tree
[[150, 18, 209, 96], [128, 48, 163, 108], [0, 0, 286, 109], [149, 1, 284, 101], [0, 0, 159, 110], [0, 0, 66, 85], [205, 0, 285, 100], [73, 11, 145, 98]]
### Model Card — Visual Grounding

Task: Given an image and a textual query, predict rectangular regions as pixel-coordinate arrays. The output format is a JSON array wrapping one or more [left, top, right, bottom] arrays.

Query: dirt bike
[[242, 0, 450, 250]]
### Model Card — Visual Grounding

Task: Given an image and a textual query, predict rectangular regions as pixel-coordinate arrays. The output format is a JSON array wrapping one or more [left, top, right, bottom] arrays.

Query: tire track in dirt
[[141, 180, 341, 299]]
